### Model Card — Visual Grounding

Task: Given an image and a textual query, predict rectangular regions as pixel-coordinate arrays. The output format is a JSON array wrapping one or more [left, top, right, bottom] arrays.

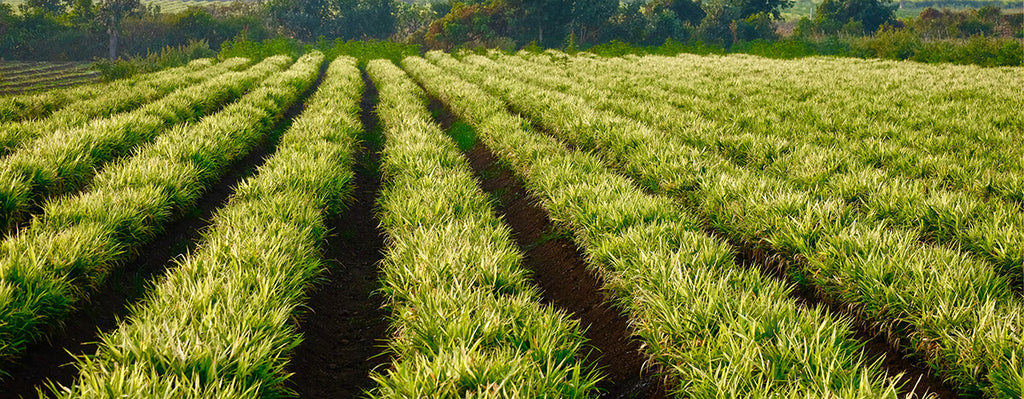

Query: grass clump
[[367, 59, 599, 398]]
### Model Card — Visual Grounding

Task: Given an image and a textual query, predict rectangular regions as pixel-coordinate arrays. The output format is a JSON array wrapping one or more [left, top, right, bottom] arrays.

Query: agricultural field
[[782, 0, 1021, 19], [0, 62, 100, 95], [1, 0, 245, 14], [144, 0, 248, 13], [0, 48, 1020, 399]]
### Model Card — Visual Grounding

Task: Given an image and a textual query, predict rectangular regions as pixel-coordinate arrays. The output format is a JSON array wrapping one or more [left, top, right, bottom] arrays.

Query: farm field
[[0, 50, 1020, 399], [781, 0, 1022, 19], [0, 62, 100, 95], [1, 0, 242, 14]]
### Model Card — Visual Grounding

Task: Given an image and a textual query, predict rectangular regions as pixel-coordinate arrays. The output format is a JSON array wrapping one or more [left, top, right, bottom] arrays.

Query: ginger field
[[0, 50, 1020, 399], [0, 62, 100, 95]]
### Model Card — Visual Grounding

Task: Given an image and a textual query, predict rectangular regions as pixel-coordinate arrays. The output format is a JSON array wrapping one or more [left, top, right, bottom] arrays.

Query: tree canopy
[[815, 0, 896, 34]]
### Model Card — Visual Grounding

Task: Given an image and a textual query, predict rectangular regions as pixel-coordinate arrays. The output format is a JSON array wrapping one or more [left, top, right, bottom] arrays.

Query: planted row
[[429, 52, 1024, 397], [570, 53, 1023, 206], [56, 54, 358, 398], [0, 52, 321, 371], [404, 54, 900, 398], [0, 57, 251, 155], [0, 56, 289, 233], [471, 52, 1024, 290], [0, 58, 218, 124], [367, 59, 597, 397]]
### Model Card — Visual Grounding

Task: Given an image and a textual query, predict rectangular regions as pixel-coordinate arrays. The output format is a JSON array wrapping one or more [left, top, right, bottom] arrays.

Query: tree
[[266, 0, 395, 41], [513, 0, 573, 46], [0, 3, 20, 58], [68, 0, 96, 25], [570, 0, 616, 44], [423, 1, 512, 49], [696, 0, 790, 45], [658, 0, 705, 26], [97, 0, 141, 59], [600, 2, 646, 43], [266, 0, 327, 40], [25, 0, 68, 15], [815, 0, 895, 34], [332, 0, 395, 39], [393, 1, 436, 41]]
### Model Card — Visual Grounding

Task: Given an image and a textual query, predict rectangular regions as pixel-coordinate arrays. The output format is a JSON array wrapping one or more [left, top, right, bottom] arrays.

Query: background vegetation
[[0, 0, 1020, 68]]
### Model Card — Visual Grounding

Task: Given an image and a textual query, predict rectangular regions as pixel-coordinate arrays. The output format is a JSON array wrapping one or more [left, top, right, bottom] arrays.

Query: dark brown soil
[[285, 71, 390, 398], [467, 144, 668, 399], [0, 60, 330, 398], [427, 98, 667, 398]]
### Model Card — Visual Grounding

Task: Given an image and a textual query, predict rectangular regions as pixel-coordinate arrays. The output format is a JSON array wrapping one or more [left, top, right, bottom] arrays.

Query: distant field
[[0, 61, 100, 95], [783, 0, 1019, 20], [1, 0, 243, 13], [145, 0, 243, 13]]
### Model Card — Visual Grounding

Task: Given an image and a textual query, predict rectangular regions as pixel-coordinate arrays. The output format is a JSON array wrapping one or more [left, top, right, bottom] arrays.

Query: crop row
[[53, 53, 356, 398], [404, 54, 902, 398], [468, 52, 1024, 291], [366, 59, 598, 397], [0, 56, 289, 233], [428, 52, 1024, 397], [594, 54, 1022, 174], [0, 71, 102, 96], [0, 57, 250, 155], [0, 58, 218, 124], [573, 53, 1023, 206], [0, 52, 321, 372]]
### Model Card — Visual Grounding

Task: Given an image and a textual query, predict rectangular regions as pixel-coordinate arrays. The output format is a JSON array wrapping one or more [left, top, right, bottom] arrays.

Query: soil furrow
[[286, 70, 390, 398], [428, 98, 667, 399]]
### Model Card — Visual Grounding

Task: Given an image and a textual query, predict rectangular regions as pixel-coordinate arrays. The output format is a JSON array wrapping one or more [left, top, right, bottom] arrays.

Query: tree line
[[0, 0, 1020, 65]]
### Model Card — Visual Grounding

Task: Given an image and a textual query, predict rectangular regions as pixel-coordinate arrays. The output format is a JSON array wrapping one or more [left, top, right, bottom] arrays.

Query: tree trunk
[[108, 16, 118, 60], [538, 24, 543, 44]]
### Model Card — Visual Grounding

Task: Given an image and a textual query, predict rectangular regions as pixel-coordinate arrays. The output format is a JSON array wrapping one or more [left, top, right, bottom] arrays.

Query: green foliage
[[793, 16, 817, 37], [218, 35, 304, 61], [423, 1, 513, 50], [912, 34, 1023, 65], [814, 0, 897, 33], [460, 49, 1024, 396], [410, 51, 903, 398], [25, 0, 67, 15], [447, 121, 477, 151], [586, 38, 726, 57], [913, 6, 1007, 39], [0, 57, 248, 159], [0, 56, 281, 252], [563, 31, 577, 53], [520, 40, 543, 53], [90, 39, 216, 80], [265, 0, 396, 41], [583, 29, 1022, 66], [57, 53, 358, 397], [1, 1, 271, 61], [0, 54, 314, 371], [849, 24, 922, 58], [325, 39, 421, 67], [368, 58, 598, 397]]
